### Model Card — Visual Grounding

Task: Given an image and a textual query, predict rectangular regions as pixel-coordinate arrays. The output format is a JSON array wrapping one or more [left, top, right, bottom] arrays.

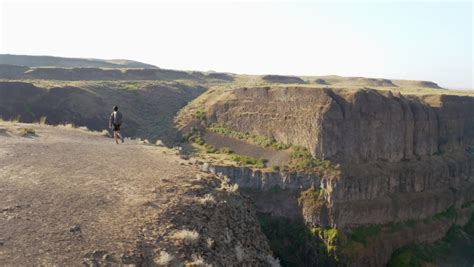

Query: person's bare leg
[[114, 131, 119, 144], [117, 131, 124, 143]]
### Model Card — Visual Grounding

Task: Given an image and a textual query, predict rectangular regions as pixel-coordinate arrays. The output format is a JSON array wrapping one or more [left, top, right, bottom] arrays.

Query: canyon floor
[[0, 122, 274, 266]]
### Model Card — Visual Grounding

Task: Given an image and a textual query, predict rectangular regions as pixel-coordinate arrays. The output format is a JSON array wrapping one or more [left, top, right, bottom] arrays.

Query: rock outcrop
[[206, 87, 474, 163]]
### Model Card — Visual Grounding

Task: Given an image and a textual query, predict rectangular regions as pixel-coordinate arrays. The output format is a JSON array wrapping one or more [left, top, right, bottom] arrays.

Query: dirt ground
[[202, 132, 291, 167], [0, 122, 275, 266]]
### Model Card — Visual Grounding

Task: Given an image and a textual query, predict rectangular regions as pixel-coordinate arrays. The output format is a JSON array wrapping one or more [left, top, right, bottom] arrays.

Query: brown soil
[[0, 122, 274, 266]]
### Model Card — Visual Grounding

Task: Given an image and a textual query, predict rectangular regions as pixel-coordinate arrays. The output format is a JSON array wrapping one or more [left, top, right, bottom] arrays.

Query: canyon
[[1, 54, 473, 266]]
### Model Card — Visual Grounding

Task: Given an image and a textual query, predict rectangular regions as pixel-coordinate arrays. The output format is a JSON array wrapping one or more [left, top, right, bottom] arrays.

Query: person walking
[[109, 106, 124, 144]]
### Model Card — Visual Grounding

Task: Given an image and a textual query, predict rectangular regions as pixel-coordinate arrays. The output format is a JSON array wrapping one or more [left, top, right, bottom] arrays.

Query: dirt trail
[[0, 122, 274, 266]]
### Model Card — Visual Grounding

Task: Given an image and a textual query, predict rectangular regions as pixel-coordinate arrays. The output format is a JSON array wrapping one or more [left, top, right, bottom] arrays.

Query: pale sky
[[1, 0, 472, 89]]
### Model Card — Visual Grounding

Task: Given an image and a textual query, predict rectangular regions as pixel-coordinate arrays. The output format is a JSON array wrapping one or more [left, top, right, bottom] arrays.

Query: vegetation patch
[[207, 123, 290, 150], [387, 215, 474, 267], [311, 227, 342, 245], [182, 127, 205, 145], [183, 127, 266, 167], [171, 229, 199, 245], [194, 108, 207, 122], [230, 154, 265, 168], [258, 214, 338, 267], [298, 187, 326, 213], [203, 124, 341, 173], [345, 206, 460, 248], [218, 147, 232, 154], [461, 200, 474, 209], [346, 224, 381, 245], [18, 127, 37, 137], [289, 146, 338, 173], [432, 206, 457, 221]]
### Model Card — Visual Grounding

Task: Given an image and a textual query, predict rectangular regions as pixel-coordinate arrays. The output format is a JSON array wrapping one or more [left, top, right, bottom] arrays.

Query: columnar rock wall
[[207, 87, 474, 163]]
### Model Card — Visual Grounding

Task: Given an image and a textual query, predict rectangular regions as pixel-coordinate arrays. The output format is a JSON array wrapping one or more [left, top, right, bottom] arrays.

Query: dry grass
[[10, 115, 21, 123], [186, 254, 211, 266], [38, 116, 47, 125], [199, 194, 216, 205], [154, 251, 174, 266], [56, 123, 75, 129], [17, 127, 36, 137], [172, 229, 199, 245], [206, 238, 215, 249], [100, 129, 110, 137], [235, 244, 244, 262], [220, 180, 239, 193], [265, 254, 281, 267]]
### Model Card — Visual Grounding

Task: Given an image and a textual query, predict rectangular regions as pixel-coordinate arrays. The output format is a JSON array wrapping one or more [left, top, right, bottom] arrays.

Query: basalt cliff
[[187, 86, 474, 266]]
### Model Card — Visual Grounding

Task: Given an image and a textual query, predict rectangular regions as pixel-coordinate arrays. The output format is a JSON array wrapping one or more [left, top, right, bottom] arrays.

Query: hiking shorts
[[113, 124, 121, 132]]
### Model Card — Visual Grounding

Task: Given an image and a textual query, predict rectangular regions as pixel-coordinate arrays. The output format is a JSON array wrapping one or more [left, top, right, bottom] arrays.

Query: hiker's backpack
[[113, 111, 123, 125]]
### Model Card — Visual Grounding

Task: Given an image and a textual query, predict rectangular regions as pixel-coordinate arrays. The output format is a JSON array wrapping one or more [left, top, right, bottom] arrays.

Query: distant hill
[[0, 54, 158, 69], [305, 75, 443, 89], [0, 54, 443, 89], [262, 75, 306, 84], [0, 64, 236, 81]]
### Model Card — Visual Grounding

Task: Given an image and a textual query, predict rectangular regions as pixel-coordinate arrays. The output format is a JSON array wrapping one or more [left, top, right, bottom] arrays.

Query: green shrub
[[388, 227, 462, 266], [433, 206, 457, 220], [204, 144, 217, 153], [182, 132, 192, 141], [230, 154, 265, 168], [253, 134, 273, 147], [298, 187, 326, 213], [464, 214, 474, 235], [347, 225, 381, 245], [388, 215, 474, 267], [289, 146, 333, 172], [272, 141, 291, 150], [218, 147, 232, 154], [184, 129, 205, 145], [193, 136, 205, 145], [461, 200, 474, 209], [194, 108, 207, 122], [312, 227, 341, 245], [272, 165, 281, 172], [388, 249, 420, 267]]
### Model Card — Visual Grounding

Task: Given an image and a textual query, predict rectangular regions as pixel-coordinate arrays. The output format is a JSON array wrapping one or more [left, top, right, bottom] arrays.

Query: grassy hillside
[[0, 54, 158, 69], [0, 80, 206, 145]]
